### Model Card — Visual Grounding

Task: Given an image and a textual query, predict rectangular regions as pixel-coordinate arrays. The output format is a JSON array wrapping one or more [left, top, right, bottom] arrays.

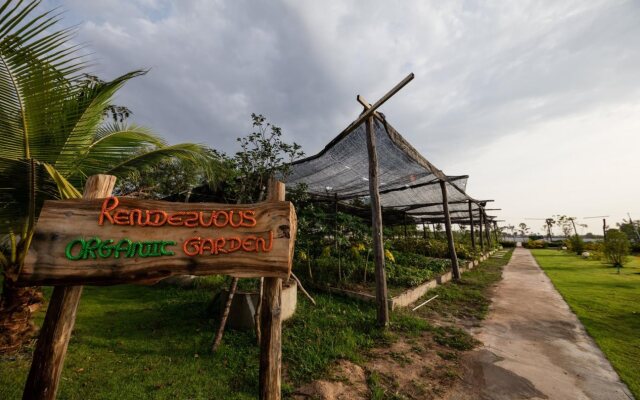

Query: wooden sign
[[19, 196, 297, 286]]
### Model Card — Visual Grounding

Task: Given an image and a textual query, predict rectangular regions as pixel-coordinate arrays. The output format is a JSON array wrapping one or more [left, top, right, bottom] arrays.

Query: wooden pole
[[334, 193, 339, 251], [23, 175, 116, 400], [349, 73, 414, 132], [365, 116, 389, 327], [479, 209, 485, 252], [212, 277, 238, 352], [440, 181, 461, 281], [468, 200, 476, 250], [485, 211, 492, 248], [422, 222, 427, 239], [403, 213, 408, 239], [259, 179, 285, 400], [602, 218, 607, 241]]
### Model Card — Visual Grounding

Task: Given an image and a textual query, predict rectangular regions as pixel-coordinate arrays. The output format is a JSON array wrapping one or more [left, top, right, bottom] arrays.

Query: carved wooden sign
[[18, 196, 297, 286]]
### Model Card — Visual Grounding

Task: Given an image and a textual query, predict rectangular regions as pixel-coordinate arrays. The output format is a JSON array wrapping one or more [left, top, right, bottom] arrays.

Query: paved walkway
[[457, 248, 633, 400]]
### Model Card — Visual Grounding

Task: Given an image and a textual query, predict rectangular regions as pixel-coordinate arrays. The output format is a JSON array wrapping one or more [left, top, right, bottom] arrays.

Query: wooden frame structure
[[290, 74, 500, 326], [21, 175, 293, 400]]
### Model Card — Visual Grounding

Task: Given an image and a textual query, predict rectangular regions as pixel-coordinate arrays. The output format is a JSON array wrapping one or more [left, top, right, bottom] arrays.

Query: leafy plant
[[0, 0, 220, 353], [568, 235, 585, 255], [524, 239, 546, 249], [604, 229, 630, 271], [227, 113, 304, 203]]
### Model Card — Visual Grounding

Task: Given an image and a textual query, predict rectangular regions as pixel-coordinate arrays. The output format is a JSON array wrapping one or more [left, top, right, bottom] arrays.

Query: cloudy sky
[[46, 0, 640, 234]]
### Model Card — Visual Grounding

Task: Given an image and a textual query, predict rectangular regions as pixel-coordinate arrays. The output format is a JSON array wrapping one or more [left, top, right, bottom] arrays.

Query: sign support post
[[19, 174, 296, 400], [23, 174, 116, 400], [259, 179, 285, 400]]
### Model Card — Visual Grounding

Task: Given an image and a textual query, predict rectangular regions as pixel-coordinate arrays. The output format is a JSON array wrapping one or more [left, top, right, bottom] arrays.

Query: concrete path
[[455, 248, 634, 400]]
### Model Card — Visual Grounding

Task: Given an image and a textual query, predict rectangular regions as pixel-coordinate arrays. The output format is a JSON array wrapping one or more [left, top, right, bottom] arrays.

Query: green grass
[[531, 249, 640, 398], [415, 249, 512, 322], [0, 280, 393, 400], [0, 250, 511, 399]]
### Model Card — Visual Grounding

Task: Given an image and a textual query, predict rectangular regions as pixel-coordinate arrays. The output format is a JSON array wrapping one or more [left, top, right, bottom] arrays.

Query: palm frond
[[64, 123, 168, 185], [104, 143, 225, 182], [42, 162, 81, 199], [0, 0, 88, 162], [0, 157, 58, 237], [52, 70, 149, 173]]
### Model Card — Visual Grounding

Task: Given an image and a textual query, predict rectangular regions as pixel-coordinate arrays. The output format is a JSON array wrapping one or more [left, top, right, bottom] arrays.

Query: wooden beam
[[479, 208, 485, 252], [403, 213, 408, 239], [485, 211, 492, 248], [468, 200, 476, 250], [366, 116, 389, 327], [440, 181, 461, 280], [259, 179, 286, 400], [23, 174, 116, 400], [348, 73, 414, 134], [400, 199, 494, 210]]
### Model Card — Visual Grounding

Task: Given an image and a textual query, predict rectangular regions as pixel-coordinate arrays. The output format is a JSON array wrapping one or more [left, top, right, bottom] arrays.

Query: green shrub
[[454, 242, 475, 260], [390, 238, 450, 258], [387, 253, 451, 287], [568, 235, 585, 255], [524, 239, 546, 249], [584, 241, 603, 252], [500, 241, 516, 248], [604, 229, 630, 269]]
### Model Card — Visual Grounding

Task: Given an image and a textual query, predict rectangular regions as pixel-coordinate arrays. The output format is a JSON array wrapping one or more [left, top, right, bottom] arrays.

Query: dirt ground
[[290, 248, 634, 400], [292, 332, 464, 400], [445, 248, 633, 400]]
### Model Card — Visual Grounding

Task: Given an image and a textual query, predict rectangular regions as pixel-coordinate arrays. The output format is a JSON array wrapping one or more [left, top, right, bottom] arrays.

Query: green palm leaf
[[105, 143, 221, 179], [0, 1, 226, 271], [53, 70, 148, 171], [0, 0, 86, 162]]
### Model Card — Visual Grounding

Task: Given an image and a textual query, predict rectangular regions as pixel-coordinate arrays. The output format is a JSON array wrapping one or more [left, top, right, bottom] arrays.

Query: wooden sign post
[[20, 175, 295, 400]]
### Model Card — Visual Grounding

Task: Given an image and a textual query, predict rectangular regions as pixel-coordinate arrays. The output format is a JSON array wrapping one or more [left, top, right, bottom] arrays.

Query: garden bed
[[309, 250, 497, 310]]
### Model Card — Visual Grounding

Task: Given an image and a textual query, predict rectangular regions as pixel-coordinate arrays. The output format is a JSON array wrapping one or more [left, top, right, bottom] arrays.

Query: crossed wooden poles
[[354, 73, 498, 326]]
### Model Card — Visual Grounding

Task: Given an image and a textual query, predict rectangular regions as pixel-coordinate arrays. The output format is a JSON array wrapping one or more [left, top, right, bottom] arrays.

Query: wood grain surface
[[19, 197, 296, 285]]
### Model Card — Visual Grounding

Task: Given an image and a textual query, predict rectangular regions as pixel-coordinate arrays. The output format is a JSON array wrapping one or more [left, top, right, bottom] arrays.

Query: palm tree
[[0, 0, 223, 352], [544, 218, 555, 241]]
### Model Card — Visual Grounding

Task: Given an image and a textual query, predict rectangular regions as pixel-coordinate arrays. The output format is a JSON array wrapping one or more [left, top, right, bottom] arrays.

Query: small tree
[[556, 215, 576, 238], [213, 114, 304, 350], [604, 229, 630, 273], [544, 218, 555, 241], [569, 235, 585, 255], [518, 222, 530, 237]]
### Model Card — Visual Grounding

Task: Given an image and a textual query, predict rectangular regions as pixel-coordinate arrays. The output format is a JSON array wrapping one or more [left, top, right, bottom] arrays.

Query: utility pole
[[628, 213, 640, 241]]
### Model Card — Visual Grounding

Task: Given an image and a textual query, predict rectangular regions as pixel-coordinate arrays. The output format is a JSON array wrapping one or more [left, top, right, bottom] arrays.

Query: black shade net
[[285, 113, 497, 226]]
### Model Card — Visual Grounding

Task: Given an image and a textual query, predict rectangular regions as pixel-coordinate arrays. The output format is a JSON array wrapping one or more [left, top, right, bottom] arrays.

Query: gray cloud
[[43, 0, 640, 231], [46, 1, 640, 152]]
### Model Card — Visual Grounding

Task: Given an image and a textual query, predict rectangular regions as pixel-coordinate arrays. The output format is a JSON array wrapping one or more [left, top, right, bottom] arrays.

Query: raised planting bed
[[309, 250, 497, 310]]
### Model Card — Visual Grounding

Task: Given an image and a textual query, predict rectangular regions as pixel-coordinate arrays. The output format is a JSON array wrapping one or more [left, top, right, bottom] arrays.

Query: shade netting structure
[[284, 74, 500, 326], [285, 115, 496, 226]]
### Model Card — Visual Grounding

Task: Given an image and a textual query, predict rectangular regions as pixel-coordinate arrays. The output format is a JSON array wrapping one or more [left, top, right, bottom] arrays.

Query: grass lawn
[[0, 279, 390, 400], [531, 249, 640, 398], [0, 249, 510, 399]]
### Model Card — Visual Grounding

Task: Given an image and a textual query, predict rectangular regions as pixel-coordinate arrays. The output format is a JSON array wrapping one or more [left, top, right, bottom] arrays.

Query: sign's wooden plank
[[19, 197, 296, 285]]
